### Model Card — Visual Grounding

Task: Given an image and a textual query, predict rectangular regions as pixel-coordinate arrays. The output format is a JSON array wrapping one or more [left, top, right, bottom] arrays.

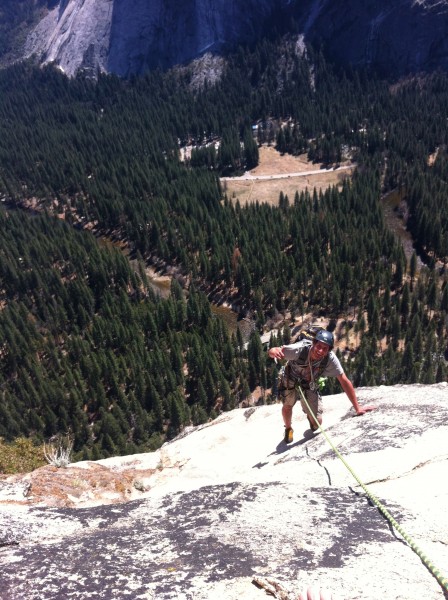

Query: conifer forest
[[0, 40, 447, 460]]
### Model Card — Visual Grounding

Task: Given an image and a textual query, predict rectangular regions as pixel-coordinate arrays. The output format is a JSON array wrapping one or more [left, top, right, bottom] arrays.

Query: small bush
[[43, 433, 74, 468], [0, 437, 46, 474]]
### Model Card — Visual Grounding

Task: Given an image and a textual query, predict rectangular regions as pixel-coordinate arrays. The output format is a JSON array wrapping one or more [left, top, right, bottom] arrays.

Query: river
[[380, 188, 424, 269], [146, 274, 239, 335]]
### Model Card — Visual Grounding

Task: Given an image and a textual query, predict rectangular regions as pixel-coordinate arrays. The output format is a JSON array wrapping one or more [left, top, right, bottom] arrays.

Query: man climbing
[[268, 329, 376, 443]]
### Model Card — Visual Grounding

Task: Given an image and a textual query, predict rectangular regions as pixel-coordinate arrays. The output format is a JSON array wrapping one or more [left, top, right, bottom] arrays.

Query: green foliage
[[0, 437, 46, 474], [0, 208, 241, 458]]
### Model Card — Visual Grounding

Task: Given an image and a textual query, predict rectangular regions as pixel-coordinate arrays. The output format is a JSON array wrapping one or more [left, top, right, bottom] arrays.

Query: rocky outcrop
[[24, 0, 114, 77], [20, 0, 448, 78], [1, 383, 448, 599]]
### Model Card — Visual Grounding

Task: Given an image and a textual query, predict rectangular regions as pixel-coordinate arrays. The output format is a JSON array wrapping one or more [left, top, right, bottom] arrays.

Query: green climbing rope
[[297, 386, 448, 593]]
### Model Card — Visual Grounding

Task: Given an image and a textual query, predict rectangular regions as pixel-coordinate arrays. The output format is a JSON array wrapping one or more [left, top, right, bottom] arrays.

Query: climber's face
[[310, 341, 331, 361]]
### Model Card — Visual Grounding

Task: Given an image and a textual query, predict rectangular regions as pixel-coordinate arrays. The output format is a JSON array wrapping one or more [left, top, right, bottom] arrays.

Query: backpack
[[295, 324, 327, 343]]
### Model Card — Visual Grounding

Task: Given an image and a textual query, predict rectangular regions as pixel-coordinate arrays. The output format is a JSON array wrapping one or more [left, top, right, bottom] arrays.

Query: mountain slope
[[8, 0, 448, 78], [1, 383, 448, 599]]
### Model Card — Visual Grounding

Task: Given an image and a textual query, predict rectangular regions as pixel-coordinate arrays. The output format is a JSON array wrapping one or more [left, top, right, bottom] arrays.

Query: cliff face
[[23, 0, 285, 77], [298, 0, 448, 78], [107, 0, 280, 77], [19, 0, 448, 78], [23, 0, 114, 77]]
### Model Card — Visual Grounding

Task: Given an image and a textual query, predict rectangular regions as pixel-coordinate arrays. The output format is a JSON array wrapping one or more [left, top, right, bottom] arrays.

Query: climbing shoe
[[284, 427, 294, 444]]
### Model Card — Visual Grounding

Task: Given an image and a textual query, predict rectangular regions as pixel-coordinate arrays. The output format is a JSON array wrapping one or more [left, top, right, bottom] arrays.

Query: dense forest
[[0, 209, 255, 459], [0, 38, 447, 461]]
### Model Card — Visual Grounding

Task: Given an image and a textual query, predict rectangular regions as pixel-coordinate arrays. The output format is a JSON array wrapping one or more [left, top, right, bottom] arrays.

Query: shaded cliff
[[15, 0, 448, 78]]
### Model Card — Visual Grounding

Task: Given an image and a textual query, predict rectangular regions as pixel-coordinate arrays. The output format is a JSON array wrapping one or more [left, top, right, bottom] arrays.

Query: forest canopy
[[0, 40, 447, 460]]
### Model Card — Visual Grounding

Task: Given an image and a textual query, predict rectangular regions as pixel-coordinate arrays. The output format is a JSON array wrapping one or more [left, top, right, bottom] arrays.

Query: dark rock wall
[[15, 0, 448, 80], [300, 0, 448, 77], [107, 0, 285, 76]]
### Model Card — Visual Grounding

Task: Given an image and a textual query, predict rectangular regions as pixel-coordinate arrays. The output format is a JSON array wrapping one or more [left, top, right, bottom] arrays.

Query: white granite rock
[[1, 383, 448, 599]]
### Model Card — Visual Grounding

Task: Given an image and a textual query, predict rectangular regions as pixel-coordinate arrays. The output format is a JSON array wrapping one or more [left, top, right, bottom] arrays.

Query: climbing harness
[[297, 386, 448, 593], [307, 351, 326, 391]]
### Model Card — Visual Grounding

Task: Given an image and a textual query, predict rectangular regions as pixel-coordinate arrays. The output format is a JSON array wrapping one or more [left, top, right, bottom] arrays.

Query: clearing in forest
[[221, 145, 355, 206]]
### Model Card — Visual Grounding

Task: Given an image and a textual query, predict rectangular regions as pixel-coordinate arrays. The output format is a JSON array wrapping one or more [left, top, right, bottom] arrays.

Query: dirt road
[[221, 164, 354, 182]]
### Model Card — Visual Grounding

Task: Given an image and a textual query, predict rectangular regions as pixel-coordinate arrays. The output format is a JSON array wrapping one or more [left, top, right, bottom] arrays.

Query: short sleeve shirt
[[282, 340, 344, 382]]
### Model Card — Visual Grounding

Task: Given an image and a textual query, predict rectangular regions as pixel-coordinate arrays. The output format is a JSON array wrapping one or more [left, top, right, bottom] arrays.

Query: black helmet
[[315, 329, 334, 348]]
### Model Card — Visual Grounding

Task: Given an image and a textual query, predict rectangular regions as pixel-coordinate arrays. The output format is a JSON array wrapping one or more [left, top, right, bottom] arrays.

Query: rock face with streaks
[[23, 0, 287, 77], [1, 382, 448, 599], [18, 0, 448, 78]]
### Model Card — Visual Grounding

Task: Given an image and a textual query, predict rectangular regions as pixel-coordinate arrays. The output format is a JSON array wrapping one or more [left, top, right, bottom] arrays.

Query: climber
[[268, 329, 376, 443]]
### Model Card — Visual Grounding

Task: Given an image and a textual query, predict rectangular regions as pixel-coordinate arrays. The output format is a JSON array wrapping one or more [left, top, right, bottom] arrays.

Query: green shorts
[[278, 374, 323, 420]]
